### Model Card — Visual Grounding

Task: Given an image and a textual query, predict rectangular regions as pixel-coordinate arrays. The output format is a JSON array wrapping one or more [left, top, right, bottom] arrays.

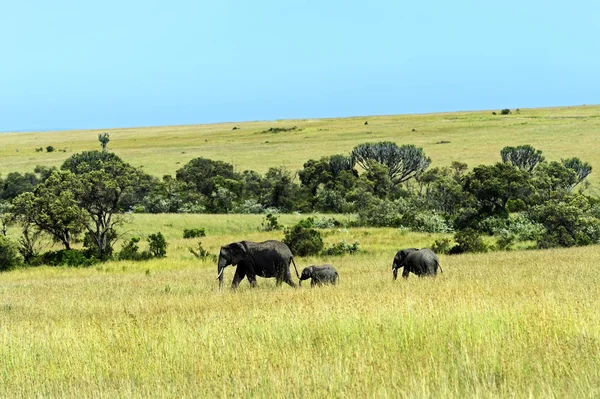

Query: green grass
[[2, 105, 599, 194]]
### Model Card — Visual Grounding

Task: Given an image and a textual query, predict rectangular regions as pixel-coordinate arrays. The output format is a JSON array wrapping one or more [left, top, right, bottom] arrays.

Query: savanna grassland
[[1, 105, 600, 192], [2, 106, 600, 397]]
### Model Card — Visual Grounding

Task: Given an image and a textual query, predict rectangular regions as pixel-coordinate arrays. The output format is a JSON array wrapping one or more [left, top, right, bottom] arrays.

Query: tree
[[531, 161, 578, 201], [98, 133, 110, 152], [12, 171, 86, 250], [351, 142, 430, 185], [175, 157, 238, 196], [462, 163, 533, 217], [562, 157, 592, 190], [0, 236, 22, 271], [0, 172, 39, 200], [500, 145, 545, 173], [262, 167, 302, 212], [62, 151, 140, 259]]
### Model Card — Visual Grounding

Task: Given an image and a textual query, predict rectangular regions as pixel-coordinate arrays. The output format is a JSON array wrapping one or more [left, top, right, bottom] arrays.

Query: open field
[[2, 214, 600, 397], [1, 105, 599, 193], [2, 106, 600, 397]]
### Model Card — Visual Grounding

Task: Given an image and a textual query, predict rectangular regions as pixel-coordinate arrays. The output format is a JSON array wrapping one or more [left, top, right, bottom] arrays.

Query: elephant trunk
[[392, 264, 398, 280]]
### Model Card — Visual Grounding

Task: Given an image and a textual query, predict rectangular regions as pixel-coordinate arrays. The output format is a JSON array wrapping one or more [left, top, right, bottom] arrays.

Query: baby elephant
[[299, 265, 339, 287]]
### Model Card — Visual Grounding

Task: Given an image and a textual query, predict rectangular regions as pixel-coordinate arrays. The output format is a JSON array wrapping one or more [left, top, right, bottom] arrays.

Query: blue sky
[[1, 0, 598, 131]]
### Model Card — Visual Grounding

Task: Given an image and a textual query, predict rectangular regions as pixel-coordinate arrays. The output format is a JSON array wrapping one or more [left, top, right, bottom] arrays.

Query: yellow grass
[[2, 214, 600, 397], [1, 105, 599, 194], [2, 105, 600, 396]]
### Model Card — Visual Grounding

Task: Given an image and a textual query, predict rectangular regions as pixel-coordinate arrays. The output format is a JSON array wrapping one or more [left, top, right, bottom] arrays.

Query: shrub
[[450, 229, 489, 254], [0, 236, 22, 271], [313, 216, 343, 229], [232, 199, 265, 214], [322, 240, 360, 256], [283, 220, 324, 257], [431, 238, 453, 255], [189, 241, 217, 262], [495, 229, 517, 251], [500, 109, 511, 115], [46, 146, 55, 152], [183, 228, 206, 239], [260, 213, 283, 231], [38, 249, 97, 267], [118, 237, 152, 261], [148, 232, 167, 258], [410, 211, 452, 233]]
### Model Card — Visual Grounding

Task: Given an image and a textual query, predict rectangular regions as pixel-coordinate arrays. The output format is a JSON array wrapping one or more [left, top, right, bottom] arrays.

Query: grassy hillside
[[1, 105, 599, 193], [1, 214, 600, 397], [2, 106, 600, 396]]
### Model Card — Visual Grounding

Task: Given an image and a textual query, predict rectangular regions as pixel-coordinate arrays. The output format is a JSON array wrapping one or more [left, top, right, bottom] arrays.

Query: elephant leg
[[246, 270, 257, 288], [402, 269, 410, 279], [231, 268, 246, 289], [283, 274, 297, 288]]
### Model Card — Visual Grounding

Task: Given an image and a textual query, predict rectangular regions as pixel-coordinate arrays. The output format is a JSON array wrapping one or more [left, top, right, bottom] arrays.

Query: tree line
[[0, 140, 598, 269]]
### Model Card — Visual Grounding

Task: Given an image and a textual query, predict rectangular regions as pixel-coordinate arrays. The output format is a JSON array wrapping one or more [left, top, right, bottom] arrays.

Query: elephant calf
[[392, 248, 442, 279], [299, 265, 339, 287]]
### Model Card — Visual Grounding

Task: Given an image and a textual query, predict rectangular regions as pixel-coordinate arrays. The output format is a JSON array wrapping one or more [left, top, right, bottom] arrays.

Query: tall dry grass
[[2, 219, 600, 397]]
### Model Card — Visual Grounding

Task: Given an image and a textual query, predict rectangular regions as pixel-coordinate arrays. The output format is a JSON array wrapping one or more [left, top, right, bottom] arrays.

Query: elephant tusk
[[216, 268, 224, 280]]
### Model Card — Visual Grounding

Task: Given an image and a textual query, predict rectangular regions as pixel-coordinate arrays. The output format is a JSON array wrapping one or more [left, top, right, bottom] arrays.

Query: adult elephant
[[217, 240, 300, 289], [392, 248, 442, 279]]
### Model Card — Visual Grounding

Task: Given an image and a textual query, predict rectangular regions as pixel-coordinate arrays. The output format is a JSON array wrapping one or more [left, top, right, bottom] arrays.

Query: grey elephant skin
[[217, 240, 299, 289], [299, 265, 339, 287], [392, 248, 442, 279]]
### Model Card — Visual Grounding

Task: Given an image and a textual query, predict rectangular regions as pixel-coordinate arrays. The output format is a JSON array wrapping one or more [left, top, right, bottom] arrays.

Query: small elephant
[[392, 248, 442, 279], [299, 265, 339, 287]]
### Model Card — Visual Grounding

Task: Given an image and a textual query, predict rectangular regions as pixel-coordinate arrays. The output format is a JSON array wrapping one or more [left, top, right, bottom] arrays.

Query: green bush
[[500, 109, 511, 115], [38, 249, 98, 267], [283, 220, 324, 257], [118, 237, 152, 261], [431, 238, 453, 255], [189, 241, 217, 262], [183, 228, 206, 239], [495, 229, 517, 251], [322, 240, 360, 256], [450, 229, 489, 254], [148, 232, 168, 258], [0, 236, 22, 271], [46, 146, 55, 153], [260, 213, 283, 231], [410, 211, 451, 233]]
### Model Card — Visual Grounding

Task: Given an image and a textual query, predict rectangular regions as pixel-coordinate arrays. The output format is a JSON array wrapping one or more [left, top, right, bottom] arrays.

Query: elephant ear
[[228, 242, 247, 265]]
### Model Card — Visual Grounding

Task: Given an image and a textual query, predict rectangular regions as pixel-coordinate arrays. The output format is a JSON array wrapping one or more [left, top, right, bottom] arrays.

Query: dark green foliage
[[527, 196, 600, 248], [260, 213, 282, 231], [118, 237, 152, 261], [501, 145, 545, 173], [12, 170, 87, 250], [531, 161, 577, 201], [62, 151, 140, 259], [189, 241, 217, 262], [451, 229, 489, 254], [0, 236, 22, 271], [351, 142, 431, 184], [38, 249, 98, 267], [283, 220, 324, 257], [562, 157, 592, 189], [500, 109, 511, 115], [0, 171, 40, 200], [322, 240, 360, 256], [148, 232, 167, 258], [46, 146, 55, 153], [183, 228, 206, 239], [462, 162, 533, 217]]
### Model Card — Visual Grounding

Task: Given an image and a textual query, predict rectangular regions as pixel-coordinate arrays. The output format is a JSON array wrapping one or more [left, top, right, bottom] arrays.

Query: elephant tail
[[437, 260, 443, 274], [290, 257, 300, 279]]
